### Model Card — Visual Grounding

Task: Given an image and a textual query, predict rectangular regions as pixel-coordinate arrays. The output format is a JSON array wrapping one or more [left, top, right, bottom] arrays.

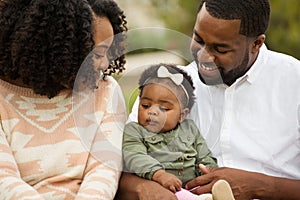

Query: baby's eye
[[141, 104, 150, 109], [159, 106, 170, 112]]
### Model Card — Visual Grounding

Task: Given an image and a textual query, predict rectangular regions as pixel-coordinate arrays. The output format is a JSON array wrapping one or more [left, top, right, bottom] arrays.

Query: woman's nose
[[100, 56, 109, 70]]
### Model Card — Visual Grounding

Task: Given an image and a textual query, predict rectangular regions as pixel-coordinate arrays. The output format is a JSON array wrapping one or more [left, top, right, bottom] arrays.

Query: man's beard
[[194, 50, 250, 86]]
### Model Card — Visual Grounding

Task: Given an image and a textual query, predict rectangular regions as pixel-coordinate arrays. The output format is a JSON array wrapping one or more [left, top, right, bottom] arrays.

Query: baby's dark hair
[[138, 63, 195, 110], [198, 0, 270, 37], [0, 0, 127, 98]]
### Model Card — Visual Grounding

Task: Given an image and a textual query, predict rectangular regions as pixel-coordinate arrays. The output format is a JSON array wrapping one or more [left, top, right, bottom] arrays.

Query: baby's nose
[[148, 105, 160, 116]]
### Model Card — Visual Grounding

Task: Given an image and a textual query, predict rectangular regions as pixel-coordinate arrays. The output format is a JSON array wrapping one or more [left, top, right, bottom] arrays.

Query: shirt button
[[172, 147, 177, 152], [187, 136, 191, 141], [151, 136, 156, 141], [178, 170, 182, 176], [177, 157, 183, 161]]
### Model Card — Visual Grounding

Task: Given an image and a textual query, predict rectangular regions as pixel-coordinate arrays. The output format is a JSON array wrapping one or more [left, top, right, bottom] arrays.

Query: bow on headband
[[157, 66, 183, 85]]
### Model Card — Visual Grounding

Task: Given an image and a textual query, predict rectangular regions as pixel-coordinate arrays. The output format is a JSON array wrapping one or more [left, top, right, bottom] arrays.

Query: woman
[[0, 0, 127, 199]]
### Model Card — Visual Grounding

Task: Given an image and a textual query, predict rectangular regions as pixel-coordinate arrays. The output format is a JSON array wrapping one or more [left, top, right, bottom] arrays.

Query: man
[[116, 0, 300, 199]]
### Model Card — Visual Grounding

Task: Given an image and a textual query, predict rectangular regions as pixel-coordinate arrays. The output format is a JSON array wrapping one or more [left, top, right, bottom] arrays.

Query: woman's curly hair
[[0, 0, 127, 98]]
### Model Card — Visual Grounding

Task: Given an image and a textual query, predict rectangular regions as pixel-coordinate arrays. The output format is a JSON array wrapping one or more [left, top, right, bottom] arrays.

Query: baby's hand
[[152, 169, 182, 193]]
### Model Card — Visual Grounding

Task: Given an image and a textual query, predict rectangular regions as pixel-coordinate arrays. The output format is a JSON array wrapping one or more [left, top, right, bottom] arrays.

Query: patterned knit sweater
[[0, 77, 126, 200]]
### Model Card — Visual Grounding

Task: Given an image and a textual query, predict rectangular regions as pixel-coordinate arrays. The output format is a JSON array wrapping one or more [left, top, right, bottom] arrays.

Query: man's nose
[[197, 47, 215, 63]]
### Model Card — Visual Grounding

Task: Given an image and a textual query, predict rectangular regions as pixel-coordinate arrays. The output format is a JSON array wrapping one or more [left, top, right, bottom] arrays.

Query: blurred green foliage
[[149, 0, 198, 36], [267, 0, 300, 59], [149, 0, 300, 59]]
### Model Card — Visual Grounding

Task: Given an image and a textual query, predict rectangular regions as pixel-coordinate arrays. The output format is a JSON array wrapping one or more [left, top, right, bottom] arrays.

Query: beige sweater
[[0, 77, 126, 200]]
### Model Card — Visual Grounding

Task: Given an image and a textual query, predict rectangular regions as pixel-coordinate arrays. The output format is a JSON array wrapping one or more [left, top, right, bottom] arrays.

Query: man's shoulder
[[264, 45, 300, 68]]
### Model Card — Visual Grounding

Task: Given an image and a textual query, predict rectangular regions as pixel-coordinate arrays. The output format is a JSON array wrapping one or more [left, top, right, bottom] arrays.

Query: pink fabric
[[175, 188, 198, 200]]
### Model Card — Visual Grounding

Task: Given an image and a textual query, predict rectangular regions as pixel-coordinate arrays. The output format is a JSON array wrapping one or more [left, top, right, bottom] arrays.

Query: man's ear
[[179, 108, 190, 123], [251, 34, 265, 53]]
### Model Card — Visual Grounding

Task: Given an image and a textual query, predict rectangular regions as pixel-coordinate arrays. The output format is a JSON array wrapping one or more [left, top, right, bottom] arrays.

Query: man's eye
[[196, 40, 204, 46], [193, 36, 204, 46], [216, 49, 229, 54]]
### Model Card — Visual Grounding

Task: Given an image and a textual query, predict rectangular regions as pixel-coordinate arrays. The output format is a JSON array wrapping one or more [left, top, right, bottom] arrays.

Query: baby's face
[[138, 83, 184, 133]]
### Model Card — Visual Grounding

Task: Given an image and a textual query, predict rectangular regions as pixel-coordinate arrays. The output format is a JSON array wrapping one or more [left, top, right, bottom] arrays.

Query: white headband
[[156, 66, 189, 105]]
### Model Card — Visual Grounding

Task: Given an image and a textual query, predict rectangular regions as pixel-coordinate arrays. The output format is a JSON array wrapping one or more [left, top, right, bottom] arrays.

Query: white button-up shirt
[[129, 44, 300, 179]]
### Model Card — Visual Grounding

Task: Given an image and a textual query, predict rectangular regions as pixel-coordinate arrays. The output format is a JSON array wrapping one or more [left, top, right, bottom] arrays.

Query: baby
[[123, 63, 234, 200]]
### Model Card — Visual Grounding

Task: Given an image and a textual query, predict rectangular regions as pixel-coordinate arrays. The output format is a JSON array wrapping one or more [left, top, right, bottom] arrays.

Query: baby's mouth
[[146, 118, 158, 125]]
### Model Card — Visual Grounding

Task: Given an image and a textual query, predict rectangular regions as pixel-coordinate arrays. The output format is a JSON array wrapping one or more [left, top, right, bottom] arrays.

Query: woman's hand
[[115, 172, 178, 200]]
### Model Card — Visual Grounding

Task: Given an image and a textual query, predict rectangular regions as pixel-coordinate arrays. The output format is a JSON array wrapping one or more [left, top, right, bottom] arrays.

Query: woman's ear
[[251, 34, 265, 53], [179, 108, 190, 123]]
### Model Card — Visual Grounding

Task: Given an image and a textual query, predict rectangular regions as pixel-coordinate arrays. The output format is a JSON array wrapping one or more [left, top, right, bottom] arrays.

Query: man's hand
[[185, 164, 300, 200], [185, 165, 259, 200], [152, 170, 182, 193]]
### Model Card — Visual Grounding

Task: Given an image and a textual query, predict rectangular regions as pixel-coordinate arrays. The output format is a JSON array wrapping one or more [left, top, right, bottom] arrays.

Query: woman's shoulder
[[98, 76, 119, 87], [95, 76, 123, 96]]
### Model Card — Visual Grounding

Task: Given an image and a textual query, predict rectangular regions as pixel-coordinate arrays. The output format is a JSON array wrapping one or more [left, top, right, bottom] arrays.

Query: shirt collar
[[243, 43, 268, 84], [192, 43, 268, 87], [218, 43, 268, 87]]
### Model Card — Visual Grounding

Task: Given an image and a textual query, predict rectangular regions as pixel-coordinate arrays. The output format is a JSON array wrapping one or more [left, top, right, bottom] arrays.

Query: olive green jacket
[[122, 119, 218, 184]]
